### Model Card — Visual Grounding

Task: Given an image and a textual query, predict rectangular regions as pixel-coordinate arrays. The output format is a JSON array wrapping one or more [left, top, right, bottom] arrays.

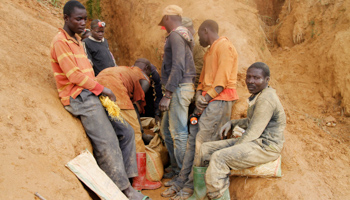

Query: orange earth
[[0, 0, 349, 199]]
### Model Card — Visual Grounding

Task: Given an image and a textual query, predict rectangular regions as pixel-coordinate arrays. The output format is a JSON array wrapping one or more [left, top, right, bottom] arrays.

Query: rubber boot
[[132, 152, 162, 190], [212, 188, 230, 200], [187, 167, 208, 200]]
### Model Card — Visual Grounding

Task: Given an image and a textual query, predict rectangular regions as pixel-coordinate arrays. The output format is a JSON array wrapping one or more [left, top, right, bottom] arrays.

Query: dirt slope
[[0, 0, 93, 199], [0, 0, 349, 199]]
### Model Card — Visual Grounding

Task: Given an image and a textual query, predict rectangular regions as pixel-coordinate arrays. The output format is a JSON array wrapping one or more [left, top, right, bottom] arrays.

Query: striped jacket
[[50, 28, 104, 105]]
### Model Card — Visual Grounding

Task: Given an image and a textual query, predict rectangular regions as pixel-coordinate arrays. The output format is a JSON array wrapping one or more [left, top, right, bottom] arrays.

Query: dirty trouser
[[200, 139, 280, 199], [172, 122, 198, 191], [120, 109, 146, 153], [176, 100, 234, 191], [64, 90, 138, 191], [161, 83, 195, 174]]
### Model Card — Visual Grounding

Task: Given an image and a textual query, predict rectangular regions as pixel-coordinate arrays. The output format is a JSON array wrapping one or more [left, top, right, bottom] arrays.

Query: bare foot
[[123, 185, 149, 200]]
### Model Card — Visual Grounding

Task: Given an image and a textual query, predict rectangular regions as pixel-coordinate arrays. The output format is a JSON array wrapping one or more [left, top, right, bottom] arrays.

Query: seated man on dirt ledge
[[194, 62, 286, 199], [49, 1, 147, 199]]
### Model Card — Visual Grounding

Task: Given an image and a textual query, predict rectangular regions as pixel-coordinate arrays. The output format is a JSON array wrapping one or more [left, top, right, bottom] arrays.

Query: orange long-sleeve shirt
[[96, 66, 149, 111], [197, 37, 239, 101], [50, 28, 104, 105]]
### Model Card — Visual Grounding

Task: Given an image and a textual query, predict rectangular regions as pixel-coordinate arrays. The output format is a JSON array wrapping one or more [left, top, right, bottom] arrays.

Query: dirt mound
[[0, 0, 349, 199], [0, 0, 92, 199]]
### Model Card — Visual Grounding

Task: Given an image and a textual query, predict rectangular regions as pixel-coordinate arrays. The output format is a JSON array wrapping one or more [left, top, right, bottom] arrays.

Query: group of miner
[[50, 1, 286, 200]]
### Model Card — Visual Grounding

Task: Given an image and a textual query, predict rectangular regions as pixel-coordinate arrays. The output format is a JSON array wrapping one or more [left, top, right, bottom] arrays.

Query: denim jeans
[[64, 90, 138, 191], [161, 83, 195, 174], [175, 100, 235, 191]]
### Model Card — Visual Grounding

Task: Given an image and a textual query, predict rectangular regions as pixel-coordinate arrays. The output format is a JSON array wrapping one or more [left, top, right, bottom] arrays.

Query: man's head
[[182, 17, 195, 36], [63, 1, 87, 35], [90, 19, 106, 41], [245, 62, 270, 94], [134, 58, 152, 76], [198, 20, 219, 47], [158, 5, 183, 33]]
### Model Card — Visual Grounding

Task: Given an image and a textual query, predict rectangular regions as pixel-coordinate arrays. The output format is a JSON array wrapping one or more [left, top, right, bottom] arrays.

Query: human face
[[198, 27, 209, 47], [64, 7, 87, 35], [245, 68, 270, 94], [160, 16, 171, 33], [92, 27, 105, 41]]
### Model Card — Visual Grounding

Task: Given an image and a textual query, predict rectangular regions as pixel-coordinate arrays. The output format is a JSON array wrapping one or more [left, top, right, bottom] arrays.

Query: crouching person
[[96, 59, 162, 191], [197, 62, 286, 199]]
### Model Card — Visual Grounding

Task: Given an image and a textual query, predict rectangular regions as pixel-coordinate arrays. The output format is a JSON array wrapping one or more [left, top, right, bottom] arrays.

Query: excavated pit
[[0, 0, 349, 199]]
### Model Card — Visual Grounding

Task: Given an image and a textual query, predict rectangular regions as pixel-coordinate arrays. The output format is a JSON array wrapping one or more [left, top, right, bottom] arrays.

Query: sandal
[[170, 189, 192, 200], [142, 196, 150, 200], [161, 186, 178, 197], [164, 176, 177, 187]]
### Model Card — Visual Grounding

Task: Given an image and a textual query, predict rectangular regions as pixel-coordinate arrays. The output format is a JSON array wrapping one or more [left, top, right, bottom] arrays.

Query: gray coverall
[[199, 87, 286, 199]]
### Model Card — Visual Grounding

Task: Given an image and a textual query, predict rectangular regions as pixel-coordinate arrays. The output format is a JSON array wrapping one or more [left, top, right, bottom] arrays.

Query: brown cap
[[181, 17, 193, 27], [158, 5, 183, 26]]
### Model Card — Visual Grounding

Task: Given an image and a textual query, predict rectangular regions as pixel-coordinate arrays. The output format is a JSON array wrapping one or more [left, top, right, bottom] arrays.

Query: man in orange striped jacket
[[49, 1, 145, 199]]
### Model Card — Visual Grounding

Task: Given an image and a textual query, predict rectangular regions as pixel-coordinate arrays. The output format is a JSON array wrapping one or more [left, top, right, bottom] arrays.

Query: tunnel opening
[[255, 0, 285, 26]]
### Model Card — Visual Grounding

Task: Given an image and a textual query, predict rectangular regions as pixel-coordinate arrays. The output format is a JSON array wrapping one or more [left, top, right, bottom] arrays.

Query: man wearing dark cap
[[83, 19, 117, 76], [158, 5, 196, 179]]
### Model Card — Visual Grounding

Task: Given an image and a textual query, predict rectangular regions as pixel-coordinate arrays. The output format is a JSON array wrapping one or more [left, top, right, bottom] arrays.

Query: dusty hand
[[219, 121, 232, 140], [159, 96, 171, 112], [102, 87, 116, 102], [193, 107, 202, 115], [195, 95, 208, 111]]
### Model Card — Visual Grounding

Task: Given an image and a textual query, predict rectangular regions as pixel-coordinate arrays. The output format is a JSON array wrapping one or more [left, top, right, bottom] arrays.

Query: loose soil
[[0, 0, 349, 199]]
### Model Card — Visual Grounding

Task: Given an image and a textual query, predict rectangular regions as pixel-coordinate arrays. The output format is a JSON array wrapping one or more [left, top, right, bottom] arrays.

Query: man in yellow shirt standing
[[163, 19, 239, 200]]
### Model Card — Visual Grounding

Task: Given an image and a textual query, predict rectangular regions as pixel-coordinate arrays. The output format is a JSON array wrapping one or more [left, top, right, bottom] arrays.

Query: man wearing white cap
[[158, 5, 196, 179]]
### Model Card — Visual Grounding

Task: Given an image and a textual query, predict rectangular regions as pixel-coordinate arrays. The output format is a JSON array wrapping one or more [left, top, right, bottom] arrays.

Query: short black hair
[[134, 58, 151, 67], [199, 20, 219, 33], [63, 0, 85, 16], [91, 19, 101, 29], [248, 62, 270, 77]]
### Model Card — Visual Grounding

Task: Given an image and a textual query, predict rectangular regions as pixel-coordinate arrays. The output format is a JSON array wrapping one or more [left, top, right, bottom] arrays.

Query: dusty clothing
[[50, 28, 137, 192], [232, 87, 286, 149], [95, 66, 149, 153], [161, 26, 196, 92], [201, 139, 280, 199], [161, 83, 195, 173], [83, 36, 116, 76], [197, 37, 239, 101], [96, 66, 149, 111], [64, 90, 138, 191], [172, 37, 239, 192], [174, 100, 234, 191], [142, 64, 163, 117], [201, 86, 286, 198], [161, 26, 196, 173], [192, 34, 207, 88], [120, 109, 146, 153], [50, 28, 103, 106]]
